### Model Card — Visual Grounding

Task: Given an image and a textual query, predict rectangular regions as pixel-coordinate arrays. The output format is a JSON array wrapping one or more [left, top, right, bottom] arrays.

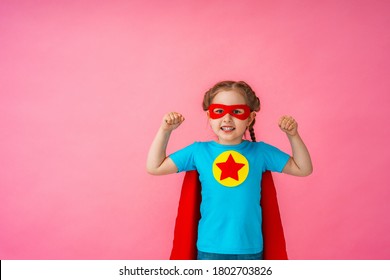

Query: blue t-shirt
[[169, 140, 290, 254]]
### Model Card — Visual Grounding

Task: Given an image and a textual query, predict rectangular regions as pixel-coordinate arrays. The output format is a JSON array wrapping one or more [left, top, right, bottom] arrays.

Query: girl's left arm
[[278, 116, 313, 177]]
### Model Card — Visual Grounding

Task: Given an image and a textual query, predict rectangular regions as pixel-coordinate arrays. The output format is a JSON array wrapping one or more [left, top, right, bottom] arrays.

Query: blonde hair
[[202, 81, 261, 142]]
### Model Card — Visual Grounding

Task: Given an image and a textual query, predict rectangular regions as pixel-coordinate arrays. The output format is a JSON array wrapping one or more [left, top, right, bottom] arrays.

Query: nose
[[222, 113, 233, 122]]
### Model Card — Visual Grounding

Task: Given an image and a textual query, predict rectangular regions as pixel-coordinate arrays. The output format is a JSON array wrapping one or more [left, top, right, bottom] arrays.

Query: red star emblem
[[216, 153, 245, 181]]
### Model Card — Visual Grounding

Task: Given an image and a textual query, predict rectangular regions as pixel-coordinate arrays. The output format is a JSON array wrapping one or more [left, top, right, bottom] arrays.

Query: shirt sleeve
[[169, 142, 198, 172], [259, 142, 290, 173]]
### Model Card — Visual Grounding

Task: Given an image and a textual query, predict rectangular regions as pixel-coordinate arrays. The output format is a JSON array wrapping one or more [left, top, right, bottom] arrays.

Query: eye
[[213, 109, 224, 114], [232, 109, 244, 115]]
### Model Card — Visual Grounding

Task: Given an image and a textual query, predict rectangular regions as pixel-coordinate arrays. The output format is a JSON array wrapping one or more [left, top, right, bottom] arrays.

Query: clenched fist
[[278, 115, 298, 136], [161, 112, 185, 132]]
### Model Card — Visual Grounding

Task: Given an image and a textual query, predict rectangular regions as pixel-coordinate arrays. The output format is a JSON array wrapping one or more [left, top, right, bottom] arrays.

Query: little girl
[[147, 80, 313, 260]]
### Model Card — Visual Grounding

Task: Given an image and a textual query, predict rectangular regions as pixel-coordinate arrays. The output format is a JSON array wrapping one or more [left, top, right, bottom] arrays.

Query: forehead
[[212, 90, 247, 105]]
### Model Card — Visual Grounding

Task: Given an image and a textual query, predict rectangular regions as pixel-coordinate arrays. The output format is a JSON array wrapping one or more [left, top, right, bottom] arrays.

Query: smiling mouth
[[221, 126, 235, 131]]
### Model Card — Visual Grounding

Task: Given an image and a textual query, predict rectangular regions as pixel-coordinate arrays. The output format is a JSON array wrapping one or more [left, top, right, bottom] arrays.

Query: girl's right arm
[[146, 112, 185, 175]]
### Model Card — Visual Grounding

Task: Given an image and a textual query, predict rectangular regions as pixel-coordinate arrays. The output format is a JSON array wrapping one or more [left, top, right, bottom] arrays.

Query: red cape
[[170, 170, 288, 260]]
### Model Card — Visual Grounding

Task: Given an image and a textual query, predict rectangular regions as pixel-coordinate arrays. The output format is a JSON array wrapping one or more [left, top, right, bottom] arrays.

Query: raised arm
[[278, 116, 313, 177], [146, 112, 185, 175]]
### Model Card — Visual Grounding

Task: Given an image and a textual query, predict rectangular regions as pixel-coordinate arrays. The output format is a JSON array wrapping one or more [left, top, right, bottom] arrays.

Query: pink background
[[1, 0, 389, 260]]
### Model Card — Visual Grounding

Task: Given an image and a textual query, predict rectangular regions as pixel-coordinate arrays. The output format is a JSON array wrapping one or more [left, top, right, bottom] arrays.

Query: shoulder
[[192, 141, 217, 148], [256, 141, 279, 150], [248, 141, 288, 156], [173, 141, 212, 154], [242, 141, 267, 150]]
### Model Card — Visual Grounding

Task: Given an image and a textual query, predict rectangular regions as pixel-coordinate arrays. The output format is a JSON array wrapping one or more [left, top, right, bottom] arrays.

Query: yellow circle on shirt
[[212, 150, 249, 187]]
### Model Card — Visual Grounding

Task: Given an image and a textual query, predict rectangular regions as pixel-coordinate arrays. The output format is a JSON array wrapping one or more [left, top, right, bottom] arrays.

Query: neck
[[216, 138, 243, 145]]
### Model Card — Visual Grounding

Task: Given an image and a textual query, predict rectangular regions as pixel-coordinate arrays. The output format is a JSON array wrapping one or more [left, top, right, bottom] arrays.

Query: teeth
[[221, 127, 235, 131]]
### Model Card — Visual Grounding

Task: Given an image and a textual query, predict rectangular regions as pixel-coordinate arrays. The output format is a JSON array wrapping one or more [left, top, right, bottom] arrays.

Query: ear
[[206, 111, 212, 125], [248, 112, 256, 126], [206, 110, 210, 119]]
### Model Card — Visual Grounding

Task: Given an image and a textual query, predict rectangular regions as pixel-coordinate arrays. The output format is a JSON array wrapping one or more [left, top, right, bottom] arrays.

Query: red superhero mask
[[208, 104, 251, 120]]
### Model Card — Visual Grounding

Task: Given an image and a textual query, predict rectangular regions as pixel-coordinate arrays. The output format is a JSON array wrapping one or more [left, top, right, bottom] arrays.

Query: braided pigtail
[[249, 119, 257, 142]]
